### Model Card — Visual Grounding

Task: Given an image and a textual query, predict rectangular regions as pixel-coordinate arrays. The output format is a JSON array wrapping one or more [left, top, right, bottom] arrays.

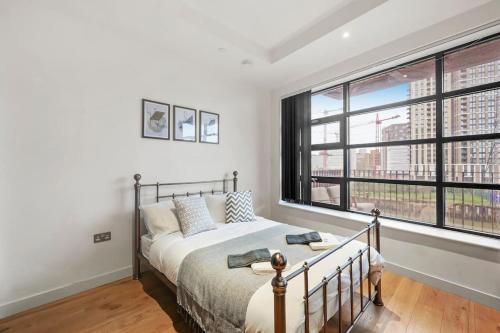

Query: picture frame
[[142, 99, 170, 140], [173, 105, 197, 142], [199, 111, 219, 144]]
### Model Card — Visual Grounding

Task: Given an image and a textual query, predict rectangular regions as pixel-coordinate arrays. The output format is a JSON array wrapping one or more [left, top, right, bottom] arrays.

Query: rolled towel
[[309, 232, 340, 251], [227, 248, 271, 269], [251, 249, 290, 275], [286, 231, 321, 244]]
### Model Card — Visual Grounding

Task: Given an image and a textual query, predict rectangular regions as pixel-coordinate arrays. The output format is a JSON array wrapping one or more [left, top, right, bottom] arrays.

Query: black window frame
[[310, 83, 348, 211], [304, 32, 500, 239]]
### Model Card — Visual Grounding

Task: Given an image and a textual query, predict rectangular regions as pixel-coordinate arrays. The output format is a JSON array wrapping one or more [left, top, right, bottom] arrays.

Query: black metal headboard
[[132, 171, 238, 279]]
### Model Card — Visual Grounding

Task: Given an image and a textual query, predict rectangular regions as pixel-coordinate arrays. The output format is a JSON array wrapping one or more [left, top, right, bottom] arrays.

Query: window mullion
[[342, 82, 349, 211], [435, 52, 444, 228]]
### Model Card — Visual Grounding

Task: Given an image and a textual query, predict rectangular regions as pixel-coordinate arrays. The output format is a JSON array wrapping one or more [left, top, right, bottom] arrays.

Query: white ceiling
[[53, 0, 500, 90], [183, 0, 349, 50]]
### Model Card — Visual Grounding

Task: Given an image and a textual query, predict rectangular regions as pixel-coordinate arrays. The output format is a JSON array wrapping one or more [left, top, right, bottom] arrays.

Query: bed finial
[[371, 208, 380, 218], [232, 170, 238, 192], [271, 252, 287, 273], [134, 174, 142, 183], [271, 252, 287, 333]]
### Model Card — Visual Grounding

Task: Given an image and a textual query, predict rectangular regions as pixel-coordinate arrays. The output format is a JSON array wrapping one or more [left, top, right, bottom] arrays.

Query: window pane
[[311, 86, 343, 119], [311, 122, 340, 145], [444, 38, 500, 92], [311, 150, 343, 177], [443, 89, 500, 137], [349, 102, 436, 144], [445, 187, 500, 235], [349, 59, 435, 111], [444, 140, 500, 184], [350, 182, 436, 224], [311, 182, 340, 205], [350, 144, 436, 181]]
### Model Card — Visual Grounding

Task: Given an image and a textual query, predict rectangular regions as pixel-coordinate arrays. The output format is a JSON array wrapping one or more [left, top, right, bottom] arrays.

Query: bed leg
[[372, 208, 383, 306], [133, 255, 141, 280], [374, 280, 383, 306], [271, 253, 288, 333]]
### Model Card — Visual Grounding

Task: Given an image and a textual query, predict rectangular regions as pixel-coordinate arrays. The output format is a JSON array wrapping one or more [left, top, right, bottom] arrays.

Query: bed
[[133, 171, 384, 333]]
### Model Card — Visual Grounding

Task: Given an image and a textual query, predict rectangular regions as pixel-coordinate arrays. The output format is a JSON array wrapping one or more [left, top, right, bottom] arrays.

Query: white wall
[[2, 0, 500, 319], [0, 1, 271, 317], [270, 24, 500, 309]]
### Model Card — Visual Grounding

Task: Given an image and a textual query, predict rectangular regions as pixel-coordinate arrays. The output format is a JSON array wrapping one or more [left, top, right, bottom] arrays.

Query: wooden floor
[[1, 271, 498, 333]]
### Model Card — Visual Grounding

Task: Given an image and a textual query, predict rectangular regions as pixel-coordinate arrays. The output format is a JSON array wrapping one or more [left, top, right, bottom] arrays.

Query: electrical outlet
[[94, 231, 111, 243]]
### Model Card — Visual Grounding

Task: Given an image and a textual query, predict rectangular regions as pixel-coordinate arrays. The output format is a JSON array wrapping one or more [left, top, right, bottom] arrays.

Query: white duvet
[[147, 217, 384, 333]]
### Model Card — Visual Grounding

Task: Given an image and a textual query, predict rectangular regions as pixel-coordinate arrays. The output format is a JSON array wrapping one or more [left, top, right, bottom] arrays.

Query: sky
[[311, 83, 411, 144]]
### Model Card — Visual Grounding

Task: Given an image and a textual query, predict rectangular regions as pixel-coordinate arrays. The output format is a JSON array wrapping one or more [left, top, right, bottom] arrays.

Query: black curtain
[[281, 91, 311, 203]]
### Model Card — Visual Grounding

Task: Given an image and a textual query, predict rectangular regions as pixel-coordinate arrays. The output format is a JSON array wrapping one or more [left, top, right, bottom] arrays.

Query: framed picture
[[199, 111, 219, 144], [174, 105, 197, 142], [142, 99, 170, 140]]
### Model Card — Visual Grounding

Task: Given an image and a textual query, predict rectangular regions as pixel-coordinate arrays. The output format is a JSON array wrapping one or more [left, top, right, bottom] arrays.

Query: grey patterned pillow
[[226, 191, 256, 223], [173, 197, 217, 237]]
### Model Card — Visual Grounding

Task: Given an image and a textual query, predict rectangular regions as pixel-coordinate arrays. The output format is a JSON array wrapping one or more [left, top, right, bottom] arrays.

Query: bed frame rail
[[271, 209, 383, 333]]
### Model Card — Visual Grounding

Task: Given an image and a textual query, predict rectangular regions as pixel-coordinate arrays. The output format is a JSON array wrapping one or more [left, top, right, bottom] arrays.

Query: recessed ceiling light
[[342, 31, 350, 39], [241, 59, 253, 66]]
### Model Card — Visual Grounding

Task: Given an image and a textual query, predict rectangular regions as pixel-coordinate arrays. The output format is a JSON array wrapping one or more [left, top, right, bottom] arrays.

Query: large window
[[294, 34, 500, 238]]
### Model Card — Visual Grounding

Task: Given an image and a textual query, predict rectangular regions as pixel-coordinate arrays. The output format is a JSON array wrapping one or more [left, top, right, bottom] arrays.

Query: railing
[[312, 169, 343, 178], [312, 169, 500, 183], [350, 169, 436, 181], [445, 188, 500, 235], [350, 184, 500, 235], [271, 209, 383, 333], [445, 170, 500, 184], [311, 169, 500, 235]]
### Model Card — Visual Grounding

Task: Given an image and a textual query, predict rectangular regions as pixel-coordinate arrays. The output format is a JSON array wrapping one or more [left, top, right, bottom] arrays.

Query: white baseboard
[[385, 261, 500, 310], [2, 262, 498, 320], [0, 266, 132, 319]]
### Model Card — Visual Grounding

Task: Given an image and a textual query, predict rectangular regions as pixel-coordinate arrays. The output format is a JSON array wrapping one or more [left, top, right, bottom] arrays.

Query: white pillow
[[141, 201, 180, 240], [205, 194, 227, 224]]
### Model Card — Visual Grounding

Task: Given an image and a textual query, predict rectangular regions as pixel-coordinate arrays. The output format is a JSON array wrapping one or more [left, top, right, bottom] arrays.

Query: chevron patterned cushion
[[173, 197, 217, 237], [225, 191, 256, 223]]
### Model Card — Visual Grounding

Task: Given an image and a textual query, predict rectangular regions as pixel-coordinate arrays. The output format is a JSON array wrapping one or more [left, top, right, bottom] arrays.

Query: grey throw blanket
[[177, 224, 317, 333]]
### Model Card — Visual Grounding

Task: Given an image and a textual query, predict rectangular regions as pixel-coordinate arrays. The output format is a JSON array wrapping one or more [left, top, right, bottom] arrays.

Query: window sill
[[278, 200, 500, 251]]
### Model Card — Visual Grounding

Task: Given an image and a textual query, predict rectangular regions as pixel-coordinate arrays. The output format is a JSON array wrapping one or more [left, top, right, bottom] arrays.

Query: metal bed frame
[[133, 171, 383, 333], [271, 211, 383, 333]]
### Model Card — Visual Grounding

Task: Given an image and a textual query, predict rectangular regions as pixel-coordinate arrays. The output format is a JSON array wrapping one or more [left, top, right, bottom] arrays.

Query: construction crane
[[351, 113, 401, 143], [317, 112, 401, 172], [353, 113, 401, 170]]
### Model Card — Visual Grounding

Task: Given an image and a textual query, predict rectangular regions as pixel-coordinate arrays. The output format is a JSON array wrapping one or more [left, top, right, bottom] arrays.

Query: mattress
[[141, 234, 153, 260], [148, 216, 277, 283], [147, 217, 383, 333]]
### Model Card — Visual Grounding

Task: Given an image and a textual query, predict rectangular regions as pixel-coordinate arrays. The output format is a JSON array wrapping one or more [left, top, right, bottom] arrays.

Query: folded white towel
[[309, 232, 340, 251], [251, 261, 291, 275], [251, 249, 290, 275]]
